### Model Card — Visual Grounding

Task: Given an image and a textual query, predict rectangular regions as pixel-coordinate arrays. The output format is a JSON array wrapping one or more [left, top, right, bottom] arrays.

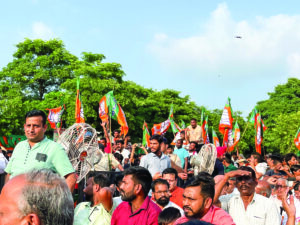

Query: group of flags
[[44, 80, 300, 154], [218, 98, 240, 152]]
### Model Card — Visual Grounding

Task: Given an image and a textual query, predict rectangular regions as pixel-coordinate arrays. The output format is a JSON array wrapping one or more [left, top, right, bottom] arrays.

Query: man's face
[[190, 120, 197, 128], [0, 175, 28, 224], [162, 173, 177, 192], [119, 175, 137, 202], [150, 139, 161, 154], [288, 157, 298, 166], [274, 179, 288, 196], [274, 162, 283, 171], [189, 143, 196, 151], [236, 173, 257, 196], [182, 186, 210, 219], [176, 140, 183, 149], [24, 116, 47, 144], [114, 132, 119, 138], [99, 139, 106, 146], [166, 148, 173, 155], [180, 133, 185, 139], [153, 184, 170, 207], [83, 177, 94, 202], [249, 155, 256, 164], [116, 142, 123, 151]]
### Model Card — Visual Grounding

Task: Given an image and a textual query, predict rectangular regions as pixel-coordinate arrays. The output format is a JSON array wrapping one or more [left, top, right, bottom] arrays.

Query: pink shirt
[[174, 205, 236, 225], [111, 196, 161, 225]]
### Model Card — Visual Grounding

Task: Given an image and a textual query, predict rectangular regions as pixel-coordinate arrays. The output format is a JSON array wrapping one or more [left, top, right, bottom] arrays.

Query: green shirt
[[5, 137, 74, 178], [74, 201, 116, 225], [224, 164, 238, 173]]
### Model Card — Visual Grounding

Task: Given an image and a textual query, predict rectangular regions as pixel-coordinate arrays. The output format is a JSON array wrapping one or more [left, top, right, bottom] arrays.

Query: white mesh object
[[57, 123, 100, 183], [190, 144, 217, 175]]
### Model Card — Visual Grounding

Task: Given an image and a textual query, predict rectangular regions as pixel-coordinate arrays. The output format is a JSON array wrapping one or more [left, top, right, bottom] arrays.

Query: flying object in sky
[[235, 36, 242, 39]]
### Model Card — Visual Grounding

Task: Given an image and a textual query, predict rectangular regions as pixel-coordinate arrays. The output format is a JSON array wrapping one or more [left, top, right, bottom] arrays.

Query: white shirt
[[225, 193, 281, 225], [0, 153, 8, 174]]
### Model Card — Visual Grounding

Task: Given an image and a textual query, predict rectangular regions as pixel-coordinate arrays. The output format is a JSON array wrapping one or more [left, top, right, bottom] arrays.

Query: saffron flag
[[99, 91, 129, 137], [229, 121, 240, 152], [202, 116, 208, 143], [142, 121, 151, 148], [99, 94, 109, 123], [169, 104, 179, 133], [75, 78, 85, 123], [219, 98, 233, 147], [212, 129, 220, 147], [152, 119, 171, 135], [255, 114, 262, 154], [46, 105, 65, 129], [294, 127, 300, 150]]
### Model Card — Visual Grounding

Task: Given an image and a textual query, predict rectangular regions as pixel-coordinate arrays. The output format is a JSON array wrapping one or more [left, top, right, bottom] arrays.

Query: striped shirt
[[224, 193, 281, 225]]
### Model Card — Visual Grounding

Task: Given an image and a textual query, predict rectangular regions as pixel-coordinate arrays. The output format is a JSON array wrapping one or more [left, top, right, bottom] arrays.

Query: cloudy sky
[[1, 0, 300, 117]]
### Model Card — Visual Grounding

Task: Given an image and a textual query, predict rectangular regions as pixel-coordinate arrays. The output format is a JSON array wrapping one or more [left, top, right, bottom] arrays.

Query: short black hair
[[291, 165, 300, 174], [162, 168, 178, 179], [151, 178, 169, 192], [158, 207, 181, 225], [251, 152, 262, 163], [123, 166, 152, 196], [190, 141, 198, 148], [191, 118, 197, 122], [98, 143, 105, 150], [285, 153, 297, 164], [186, 172, 215, 200], [114, 153, 123, 162], [270, 155, 283, 164], [238, 166, 256, 180], [150, 134, 163, 144], [116, 140, 124, 145], [100, 137, 106, 142], [25, 110, 47, 126], [93, 173, 110, 187], [114, 174, 124, 188]]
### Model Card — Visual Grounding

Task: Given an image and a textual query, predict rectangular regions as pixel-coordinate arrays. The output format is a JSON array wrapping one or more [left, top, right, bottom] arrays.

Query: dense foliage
[[0, 39, 299, 155]]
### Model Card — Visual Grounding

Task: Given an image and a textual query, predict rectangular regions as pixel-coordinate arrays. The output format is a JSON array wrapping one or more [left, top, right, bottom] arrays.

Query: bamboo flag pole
[[108, 116, 112, 171]]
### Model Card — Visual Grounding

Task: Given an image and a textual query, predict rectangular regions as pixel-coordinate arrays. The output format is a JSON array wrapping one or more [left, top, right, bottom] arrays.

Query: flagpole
[[108, 116, 112, 171], [241, 122, 249, 139]]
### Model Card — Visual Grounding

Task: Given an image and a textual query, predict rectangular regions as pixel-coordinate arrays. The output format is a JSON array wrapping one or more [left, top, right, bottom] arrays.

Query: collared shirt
[[139, 153, 171, 177], [174, 148, 189, 168], [174, 205, 235, 225], [74, 200, 116, 225], [170, 186, 184, 208], [186, 125, 203, 144], [111, 196, 161, 225], [224, 193, 281, 225], [5, 137, 74, 178]]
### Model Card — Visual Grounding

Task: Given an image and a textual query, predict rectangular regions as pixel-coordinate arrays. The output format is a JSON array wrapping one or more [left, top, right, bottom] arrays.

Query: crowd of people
[[0, 110, 299, 225]]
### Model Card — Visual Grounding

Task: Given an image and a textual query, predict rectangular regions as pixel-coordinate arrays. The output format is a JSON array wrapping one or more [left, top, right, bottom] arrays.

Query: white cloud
[[148, 3, 300, 79], [31, 22, 56, 40]]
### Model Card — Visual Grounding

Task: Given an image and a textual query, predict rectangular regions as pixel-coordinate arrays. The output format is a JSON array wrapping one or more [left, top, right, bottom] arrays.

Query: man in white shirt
[[249, 153, 268, 179], [151, 178, 184, 216], [220, 166, 280, 225], [115, 140, 130, 166]]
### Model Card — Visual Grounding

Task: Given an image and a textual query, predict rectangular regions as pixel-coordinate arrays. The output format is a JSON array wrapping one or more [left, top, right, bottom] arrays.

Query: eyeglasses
[[155, 190, 169, 195], [275, 185, 288, 189]]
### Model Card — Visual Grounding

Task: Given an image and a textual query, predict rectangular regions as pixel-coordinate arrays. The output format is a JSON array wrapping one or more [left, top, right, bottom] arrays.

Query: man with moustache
[[222, 166, 281, 225], [152, 179, 184, 216], [174, 172, 235, 225], [74, 173, 115, 225], [5, 110, 76, 192], [140, 134, 171, 178], [111, 166, 161, 225]]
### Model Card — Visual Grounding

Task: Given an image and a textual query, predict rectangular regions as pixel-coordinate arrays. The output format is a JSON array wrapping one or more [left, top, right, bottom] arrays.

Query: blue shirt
[[139, 153, 171, 176], [174, 148, 189, 168]]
